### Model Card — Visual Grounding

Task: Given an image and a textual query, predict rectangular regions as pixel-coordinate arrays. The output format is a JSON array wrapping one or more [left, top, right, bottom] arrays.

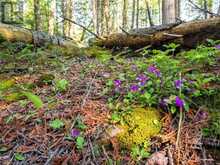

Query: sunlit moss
[[117, 107, 161, 148]]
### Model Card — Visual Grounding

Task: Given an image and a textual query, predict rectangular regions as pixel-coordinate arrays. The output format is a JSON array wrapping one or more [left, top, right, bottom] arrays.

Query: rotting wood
[[0, 23, 80, 48], [93, 17, 220, 49]]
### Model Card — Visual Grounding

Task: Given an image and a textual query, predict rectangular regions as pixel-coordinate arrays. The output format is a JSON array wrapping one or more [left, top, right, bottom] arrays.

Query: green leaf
[[49, 119, 64, 129], [14, 153, 25, 161], [22, 92, 43, 109], [76, 136, 85, 150], [55, 79, 69, 92]]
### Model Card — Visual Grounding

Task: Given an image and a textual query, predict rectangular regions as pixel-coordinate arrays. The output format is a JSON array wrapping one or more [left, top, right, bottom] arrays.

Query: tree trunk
[[34, 0, 41, 31], [0, 22, 80, 48], [93, 17, 220, 49], [162, 0, 176, 24], [175, 0, 180, 20], [103, 0, 110, 35], [48, 0, 56, 35], [131, 0, 136, 29], [145, 0, 154, 27], [62, 0, 74, 37], [204, 0, 208, 19], [92, 0, 98, 34], [136, 0, 139, 29], [122, 0, 128, 29]]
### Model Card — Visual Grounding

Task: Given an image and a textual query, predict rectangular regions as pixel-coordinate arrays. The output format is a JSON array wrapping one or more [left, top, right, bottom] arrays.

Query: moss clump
[[117, 107, 161, 148], [0, 79, 16, 91]]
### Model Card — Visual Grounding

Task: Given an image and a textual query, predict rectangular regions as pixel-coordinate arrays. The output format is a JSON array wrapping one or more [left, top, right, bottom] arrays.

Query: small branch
[[62, 17, 101, 39], [163, 33, 183, 38], [188, 0, 219, 17], [119, 26, 130, 35]]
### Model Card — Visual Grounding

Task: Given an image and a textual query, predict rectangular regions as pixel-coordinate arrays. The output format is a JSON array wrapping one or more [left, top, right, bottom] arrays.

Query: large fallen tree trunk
[[94, 17, 220, 49], [0, 23, 80, 48]]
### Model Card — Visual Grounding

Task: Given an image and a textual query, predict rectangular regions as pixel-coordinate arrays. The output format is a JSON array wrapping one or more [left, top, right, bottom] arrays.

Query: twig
[[44, 148, 59, 165], [62, 17, 101, 39], [188, 0, 219, 17], [119, 26, 130, 35], [163, 33, 183, 38]]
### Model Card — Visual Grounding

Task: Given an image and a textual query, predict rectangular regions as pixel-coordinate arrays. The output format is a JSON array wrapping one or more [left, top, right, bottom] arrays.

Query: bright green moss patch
[[117, 107, 161, 148], [0, 79, 16, 91]]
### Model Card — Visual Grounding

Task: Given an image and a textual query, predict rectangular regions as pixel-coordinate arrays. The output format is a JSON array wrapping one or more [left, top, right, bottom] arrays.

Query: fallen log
[[0, 23, 80, 48], [93, 17, 220, 49]]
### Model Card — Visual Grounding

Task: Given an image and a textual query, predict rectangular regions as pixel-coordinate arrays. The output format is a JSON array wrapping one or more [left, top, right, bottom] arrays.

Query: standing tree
[[122, 0, 128, 29], [136, 0, 139, 29], [48, 0, 56, 35], [131, 0, 136, 29], [145, 0, 154, 26], [34, 0, 41, 31], [62, 0, 74, 37], [162, 0, 176, 24]]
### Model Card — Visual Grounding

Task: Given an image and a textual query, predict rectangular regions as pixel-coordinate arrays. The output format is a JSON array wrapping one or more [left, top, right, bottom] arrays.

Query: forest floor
[[0, 42, 220, 165]]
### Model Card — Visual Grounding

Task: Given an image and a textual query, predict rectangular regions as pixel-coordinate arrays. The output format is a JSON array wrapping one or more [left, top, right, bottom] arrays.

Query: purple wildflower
[[147, 65, 161, 77], [136, 74, 149, 86], [175, 96, 184, 108], [174, 79, 183, 89], [130, 84, 139, 92], [114, 79, 122, 88], [71, 128, 80, 137], [215, 44, 220, 50]]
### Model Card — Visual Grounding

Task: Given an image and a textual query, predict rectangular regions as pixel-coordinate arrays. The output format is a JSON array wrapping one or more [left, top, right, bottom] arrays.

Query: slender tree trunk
[[34, 0, 41, 31], [162, 0, 176, 24], [145, 0, 154, 26], [122, 0, 128, 29], [204, 0, 208, 19], [103, 0, 110, 34], [131, 0, 136, 29], [92, 0, 98, 34], [175, 0, 180, 20], [62, 0, 74, 37], [48, 0, 56, 35], [136, 0, 139, 29]]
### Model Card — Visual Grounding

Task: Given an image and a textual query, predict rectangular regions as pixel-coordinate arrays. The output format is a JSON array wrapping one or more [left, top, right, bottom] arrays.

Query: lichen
[[117, 107, 161, 148]]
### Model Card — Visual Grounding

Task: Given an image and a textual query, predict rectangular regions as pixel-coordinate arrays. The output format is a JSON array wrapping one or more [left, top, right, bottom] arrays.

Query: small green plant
[[14, 153, 25, 161], [76, 136, 85, 150], [49, 119, 65, 129], [22, 91, 43, 109], [55, 79, 69, 92], [131, 145, 150, 160]]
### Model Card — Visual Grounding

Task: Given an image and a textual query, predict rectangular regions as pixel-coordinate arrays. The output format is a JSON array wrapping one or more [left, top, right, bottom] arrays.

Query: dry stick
[[188, 0, 219, 17], [119, 26, 130, 35], [62, 17, 101, 39]]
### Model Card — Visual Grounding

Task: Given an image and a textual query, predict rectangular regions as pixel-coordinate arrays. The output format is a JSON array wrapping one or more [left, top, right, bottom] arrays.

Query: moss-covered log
[[0, 23, 80, 48], [94, 17, 220, 48]]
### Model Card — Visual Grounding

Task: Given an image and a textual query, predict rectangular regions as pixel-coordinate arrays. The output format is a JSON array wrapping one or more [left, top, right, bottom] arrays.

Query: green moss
[[3, 92, 23, 102], [0, 79, 16, 91], [117, 107, 161, 148]]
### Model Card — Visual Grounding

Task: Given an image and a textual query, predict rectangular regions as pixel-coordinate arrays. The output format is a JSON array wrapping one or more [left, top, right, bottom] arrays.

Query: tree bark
[[34, 0, 41, 31], [0, 22, 79, 48], [145, 0, 154, 27], [62, 0, 74, 37], [93, 17, 220, 49], [136, 0, 139, 29], [122, 0, 128, 30], [131, 0, 136, 29], [48, 0, 56, 35], [162, 0, 176, 24]]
